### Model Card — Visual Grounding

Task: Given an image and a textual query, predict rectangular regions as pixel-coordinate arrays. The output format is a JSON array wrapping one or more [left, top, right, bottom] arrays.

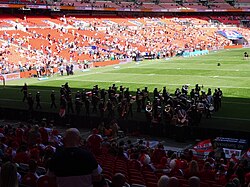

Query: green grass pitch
[[1, 48, 250, 132]]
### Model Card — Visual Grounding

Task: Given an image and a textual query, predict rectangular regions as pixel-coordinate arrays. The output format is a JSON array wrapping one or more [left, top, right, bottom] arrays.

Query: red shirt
[[87, 134, 103, 155]]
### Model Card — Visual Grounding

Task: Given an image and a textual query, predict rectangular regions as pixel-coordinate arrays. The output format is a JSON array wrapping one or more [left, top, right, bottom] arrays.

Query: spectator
[[86, 128, 103, 155], [168, 177, 180, 187], [48, 128, 102, 187], [0, 161, 19, 187], [184, 160, 200, 179], [200, 162, 215, 181], [110, 173, 129, 187], [188, 176, 200, 187], [157, 175, 169, 187]]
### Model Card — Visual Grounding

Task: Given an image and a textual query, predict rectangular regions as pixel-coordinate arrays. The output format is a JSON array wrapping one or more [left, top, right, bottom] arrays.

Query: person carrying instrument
[[176, 105, 188, 126], [136, 88, 143, 112]]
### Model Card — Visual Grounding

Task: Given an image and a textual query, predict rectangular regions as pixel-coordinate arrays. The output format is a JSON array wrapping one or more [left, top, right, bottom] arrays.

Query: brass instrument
[[145, 103, 153, 112], [164, 104, 171, 113]]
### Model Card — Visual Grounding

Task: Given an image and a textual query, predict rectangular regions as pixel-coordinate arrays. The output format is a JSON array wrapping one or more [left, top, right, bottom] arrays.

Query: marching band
[[57, 82, 221, 127]]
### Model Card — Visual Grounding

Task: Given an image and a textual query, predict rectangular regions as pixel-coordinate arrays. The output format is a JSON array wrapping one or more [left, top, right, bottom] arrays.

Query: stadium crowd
[[0, 120, 249, 187], [1, 15, 248, 74]]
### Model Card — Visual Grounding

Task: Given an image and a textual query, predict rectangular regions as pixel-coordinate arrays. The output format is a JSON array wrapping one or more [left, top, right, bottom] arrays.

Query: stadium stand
[[1, 14, 250, 75], [0, 120, 249, 187]]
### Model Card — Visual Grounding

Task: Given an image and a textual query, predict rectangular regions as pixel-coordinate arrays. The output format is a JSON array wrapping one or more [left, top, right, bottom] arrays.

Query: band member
[[153, 88, 159, 98], [108, 86, 113, 99], [92, 93, 99, 113], [117, 91, 124, 103], [75, 90, 81, 100], [144, 100, 152, 122], [98, 99, 106, 119], [218, 88, 223, 108], [127, 99, 133, 118], [81, 89, 86, 103], [112, 84, 117, 93], [163, 104, 174, 123], [60, 85, 65, 96], [136, 88, 142, 112], [100, 89, 107, 102], [27, 93, 34, 112], [213, 89, 219, 112], [176, 105, 188, 126], [190, 89, 195, 99], [162, 87, 171, 104], [124, 88, 130, 100], [118, 99, 127, 119], [36, 91, 42, 109], [195, 84, 201, 93], [174, 88, 181, 97], [67, 94, 74, 114], [182, 85, 188, 95], [59, 95, 67, 117], [21, 83, 28, 102], [142, 87, 150, 109], [119, 85, 125, 93], [107, 99, 114, 119], [85, 96, 90, 117], [152, 106, 162, 124], [92, 85, 99, 96], [75, 97, 82, 116], [50, 90, 57, 109]]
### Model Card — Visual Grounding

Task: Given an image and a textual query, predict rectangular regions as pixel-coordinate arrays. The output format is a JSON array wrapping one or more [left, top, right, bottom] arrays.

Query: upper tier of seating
[[0, 0, 250, 10]]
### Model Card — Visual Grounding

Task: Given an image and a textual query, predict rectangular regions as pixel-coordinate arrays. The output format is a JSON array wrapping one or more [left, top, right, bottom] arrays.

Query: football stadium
[[0, 1, 250, 187]]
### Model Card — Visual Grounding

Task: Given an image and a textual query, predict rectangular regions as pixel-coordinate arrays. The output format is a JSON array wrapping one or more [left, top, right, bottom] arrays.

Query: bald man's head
[[64, 128, 81, 147]]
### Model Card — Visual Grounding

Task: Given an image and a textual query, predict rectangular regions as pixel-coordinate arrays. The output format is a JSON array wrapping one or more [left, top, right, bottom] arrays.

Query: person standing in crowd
[[50, 90, 57, 109], [21, 83, 28, 102], [36, 91, 42, 109], [70, 64, 74, 75], [0, 161, 19, 187], [59, 64, 64, 76], [48, 128, 103, 187], [66, 65, 70, 76]]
